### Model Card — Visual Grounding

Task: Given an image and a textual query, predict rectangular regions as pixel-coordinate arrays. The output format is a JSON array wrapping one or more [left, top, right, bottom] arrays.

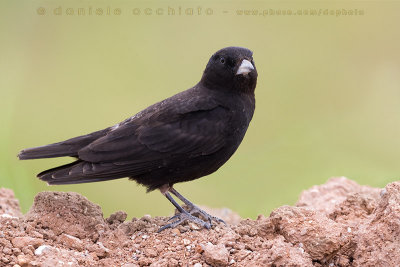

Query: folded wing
[[39, 105, 230, 185]]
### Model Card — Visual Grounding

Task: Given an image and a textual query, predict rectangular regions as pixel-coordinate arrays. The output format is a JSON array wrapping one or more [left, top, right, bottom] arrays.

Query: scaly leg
[[158, 191, 211, 232], [169, 187, 226, 226]]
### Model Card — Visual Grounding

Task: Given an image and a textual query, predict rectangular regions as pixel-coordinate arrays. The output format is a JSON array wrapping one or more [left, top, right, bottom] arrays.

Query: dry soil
[[1, 177, 399, 267]]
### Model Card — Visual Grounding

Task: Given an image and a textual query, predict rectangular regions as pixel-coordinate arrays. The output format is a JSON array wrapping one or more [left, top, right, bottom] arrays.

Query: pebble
[[12, 237, 42, 249], [17, 255, 28, 265], [203, 243, 229, 266], [107, 211, 128, 223], [380, 188, 387, 197], [189, 222, 200, 230], [0, 214, 18, 219], [145, 248, 158, 258], [142, 214, 152, 222], [58, 234, 83, 251], [172, 229, 180, 236], [89, 242, 110, 258], [35, 245, 52, 255], [2, 247, 11, 255]]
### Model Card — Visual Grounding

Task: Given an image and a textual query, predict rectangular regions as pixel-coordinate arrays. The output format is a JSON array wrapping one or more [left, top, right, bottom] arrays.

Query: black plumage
[[19, 46, 258, 230]]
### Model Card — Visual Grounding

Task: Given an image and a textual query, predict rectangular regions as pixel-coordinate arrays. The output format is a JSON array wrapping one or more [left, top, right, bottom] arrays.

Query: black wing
[[78, 105, 229, 163], [39, 102, 231, 184]]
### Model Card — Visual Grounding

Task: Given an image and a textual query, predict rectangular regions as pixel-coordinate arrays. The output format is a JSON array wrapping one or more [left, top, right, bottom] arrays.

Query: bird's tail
[[37, 158, 157, 185], [37, 160, 127, 185], [18, 143, 78, 160], [18, 129, 109, 160]]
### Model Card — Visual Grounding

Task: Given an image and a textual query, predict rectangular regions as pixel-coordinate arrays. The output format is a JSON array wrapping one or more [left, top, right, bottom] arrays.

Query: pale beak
[[236, 59, 254, 75]]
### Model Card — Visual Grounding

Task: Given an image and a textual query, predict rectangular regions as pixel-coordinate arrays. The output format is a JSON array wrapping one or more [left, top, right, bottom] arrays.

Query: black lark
[[19, 47, 258, 231]]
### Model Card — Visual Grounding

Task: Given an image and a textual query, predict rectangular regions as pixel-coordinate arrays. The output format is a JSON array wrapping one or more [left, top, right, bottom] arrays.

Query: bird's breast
[[220, 93, 255, 150]]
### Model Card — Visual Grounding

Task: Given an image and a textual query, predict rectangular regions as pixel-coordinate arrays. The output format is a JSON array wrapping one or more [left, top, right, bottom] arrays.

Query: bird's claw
[[158, 210, 211, 232], [167, 214, 179, 222], [185, 205, 226, 227]]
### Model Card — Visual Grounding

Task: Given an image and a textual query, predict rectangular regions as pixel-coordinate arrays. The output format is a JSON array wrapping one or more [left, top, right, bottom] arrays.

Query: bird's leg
[[169, 187, 226, 226], [158, 191, 211, 232]]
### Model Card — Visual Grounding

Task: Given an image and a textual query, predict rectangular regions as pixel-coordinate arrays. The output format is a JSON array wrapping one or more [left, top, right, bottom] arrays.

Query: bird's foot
[[158, 210, 211, 232], [185, 205, 226, 226], [158, 187, 226, 232], [168, 187, 226, 227]]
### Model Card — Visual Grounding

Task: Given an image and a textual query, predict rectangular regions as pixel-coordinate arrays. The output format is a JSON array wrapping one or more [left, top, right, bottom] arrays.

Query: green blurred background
[[1, 1, 400, 219]]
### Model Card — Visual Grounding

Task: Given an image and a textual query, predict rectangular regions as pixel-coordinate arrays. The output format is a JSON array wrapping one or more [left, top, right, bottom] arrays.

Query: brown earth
[[1, 177, 399, 267]]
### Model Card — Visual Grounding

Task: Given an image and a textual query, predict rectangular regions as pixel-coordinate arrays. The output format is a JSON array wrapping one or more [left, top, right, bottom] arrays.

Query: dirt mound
[[1, 177, 399, 266]]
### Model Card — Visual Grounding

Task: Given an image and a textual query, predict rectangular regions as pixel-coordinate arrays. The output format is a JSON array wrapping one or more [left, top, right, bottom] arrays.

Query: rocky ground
[[1, 177, 399, 267]]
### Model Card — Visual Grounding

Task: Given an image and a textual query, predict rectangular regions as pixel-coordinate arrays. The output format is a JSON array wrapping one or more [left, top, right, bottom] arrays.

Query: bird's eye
[[220, 57, 225, 64]]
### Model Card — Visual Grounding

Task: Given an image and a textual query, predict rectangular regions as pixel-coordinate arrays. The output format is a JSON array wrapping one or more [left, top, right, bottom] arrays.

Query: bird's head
[[200, 46, 258, 94]]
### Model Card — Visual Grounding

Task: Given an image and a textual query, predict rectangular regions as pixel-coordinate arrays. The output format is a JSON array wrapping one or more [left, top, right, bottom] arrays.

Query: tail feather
[[38, 161, 126, 185], [18, 143, 78, 160], [18, 128, 109, 160], [38, 159, 157, 185]]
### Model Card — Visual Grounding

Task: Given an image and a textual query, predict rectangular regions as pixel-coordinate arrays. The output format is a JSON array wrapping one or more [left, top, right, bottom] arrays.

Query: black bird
[[18, 46, 258, 231]]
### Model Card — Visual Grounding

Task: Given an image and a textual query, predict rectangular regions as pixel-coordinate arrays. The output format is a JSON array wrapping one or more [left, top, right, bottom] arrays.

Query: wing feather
[[78, 106, 230, 164]]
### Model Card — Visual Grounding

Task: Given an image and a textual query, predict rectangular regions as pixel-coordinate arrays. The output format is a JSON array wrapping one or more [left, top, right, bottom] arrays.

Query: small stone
[[30, 231, 44, 239], [169, 258, 178, 266], [12, 237, 42, 249], [89, 242, 109, 258], [236, 249, 251, 261], [145, 248, 158, 258], [22, 245, 35, 256], [2, 247, 11, 255], [95, 224, 107, 235], [58, 234, 83, 251], [171, 229, 180, 236], [34, 245, 52, 255], [142, 214, 152, 222], [195, 244, 204, 254], [189, 222, 200, 230], [1, 257, 9, 264], [380, 188, 387, 197], [193, 263, 202, 267], [182, 238, 191, 245], [106, 211, 127, 224], [0, 214, 18, 219], [203, 243, 229, 266], [12, 248, 21, 254], [17, 255, 28, 265]]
